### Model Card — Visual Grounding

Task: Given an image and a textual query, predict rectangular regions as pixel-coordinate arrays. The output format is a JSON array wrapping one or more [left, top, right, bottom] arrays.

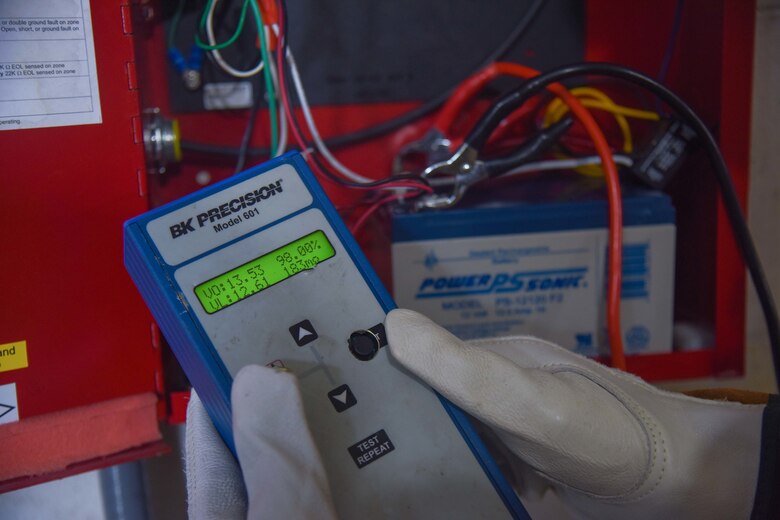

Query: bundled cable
[[543, 87, 660, 154], [201, 0, 265, 77], [499, 62, 780, 384], [183, 0, 548, 156], [272, 0, 431, 199], [420, 61, 628, 369]]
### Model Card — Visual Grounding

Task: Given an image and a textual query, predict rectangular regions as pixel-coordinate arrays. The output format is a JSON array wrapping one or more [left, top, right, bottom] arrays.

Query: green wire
[[188, 0, 278, 154], [251, 0, 279, 155], [195, 0, 252, 51], [167, 0, 186, 50]]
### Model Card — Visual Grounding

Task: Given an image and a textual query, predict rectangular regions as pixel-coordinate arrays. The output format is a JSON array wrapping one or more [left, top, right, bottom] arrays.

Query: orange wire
[[436, 62, 627, 369], [434, 67, 497, 134]]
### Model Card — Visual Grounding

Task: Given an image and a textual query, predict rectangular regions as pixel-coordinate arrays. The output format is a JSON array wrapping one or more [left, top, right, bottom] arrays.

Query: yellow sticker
[[0, 341, 29, 373]]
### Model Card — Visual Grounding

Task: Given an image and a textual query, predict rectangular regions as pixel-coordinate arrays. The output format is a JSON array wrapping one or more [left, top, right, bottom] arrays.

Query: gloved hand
[[385, 309, 765, 520], [185, 365, 337, 520]]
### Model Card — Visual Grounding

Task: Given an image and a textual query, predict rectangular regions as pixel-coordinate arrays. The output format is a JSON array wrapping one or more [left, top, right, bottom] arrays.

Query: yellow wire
[[542, 87, 660, 176], [544, 87, 660, 121], [547, 97, 661, 123], [545, 89, 629, 152]]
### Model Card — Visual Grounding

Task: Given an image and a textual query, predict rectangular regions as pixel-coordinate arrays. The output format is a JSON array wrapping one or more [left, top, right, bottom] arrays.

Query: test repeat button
[[347, 429, 395, 469]]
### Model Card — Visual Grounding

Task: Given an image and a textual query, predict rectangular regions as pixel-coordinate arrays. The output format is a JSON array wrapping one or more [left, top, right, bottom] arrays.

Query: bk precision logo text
[[169, 179, 284, 238]]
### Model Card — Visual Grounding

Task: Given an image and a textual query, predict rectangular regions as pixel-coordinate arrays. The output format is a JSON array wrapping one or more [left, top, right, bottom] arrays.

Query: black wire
[[276, 0, 329, 180], [274, 0, 429, 193], [476, 62, 780, 385], [483, 116, 574, 177], [183, 139, 271, 157], [308, 154, 431, 190], [234, 75, 264, 173], [320, 0, 547, 148], [182, 0, 546, 157]]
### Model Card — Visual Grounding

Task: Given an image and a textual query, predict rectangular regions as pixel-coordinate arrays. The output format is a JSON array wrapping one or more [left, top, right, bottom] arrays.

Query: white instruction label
[[203, 81, 253, 110], [0, 383, 19, 425], [0, 0, 102, 131]]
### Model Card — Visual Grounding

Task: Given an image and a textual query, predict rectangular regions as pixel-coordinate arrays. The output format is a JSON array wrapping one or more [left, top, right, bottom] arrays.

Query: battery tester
[[124, 152, 529, 519]]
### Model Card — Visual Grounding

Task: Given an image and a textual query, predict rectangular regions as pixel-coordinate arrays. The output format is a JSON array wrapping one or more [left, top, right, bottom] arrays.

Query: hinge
[[126, 61, 138, 91], [150, 323, 165, 400], [150, 322, 161, 350], [131, 115, 142, 144], [154, 370, 165, 396], [137, 168, 146, 197], [120, 4, 134, 35]]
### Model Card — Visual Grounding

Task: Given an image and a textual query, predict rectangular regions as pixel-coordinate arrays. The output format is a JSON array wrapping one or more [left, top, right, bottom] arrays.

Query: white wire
[[503, 155, 634, 177], [206, 0, 265, 78], [268, 58, 288, 157], [275, 94, 288, 157], [426, 155, 634, 188], [284, 43, 373, 183]]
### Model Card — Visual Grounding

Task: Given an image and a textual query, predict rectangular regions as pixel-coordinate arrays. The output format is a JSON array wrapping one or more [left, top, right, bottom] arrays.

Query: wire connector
[[631, 119, 696, 188], [417, 144, 482, 209], [167, 46, 204, 91]]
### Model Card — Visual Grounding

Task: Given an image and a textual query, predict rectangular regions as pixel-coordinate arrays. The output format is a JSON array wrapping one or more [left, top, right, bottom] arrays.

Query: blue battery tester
[[124, 152, 529, 519]]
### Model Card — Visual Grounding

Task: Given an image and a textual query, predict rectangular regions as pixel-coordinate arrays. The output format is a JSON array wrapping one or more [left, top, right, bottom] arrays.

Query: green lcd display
[[194, 230, 336, 314]]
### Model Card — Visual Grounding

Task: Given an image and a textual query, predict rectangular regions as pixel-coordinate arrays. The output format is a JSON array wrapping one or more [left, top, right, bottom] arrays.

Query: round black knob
[[348, 330, 380, 361]]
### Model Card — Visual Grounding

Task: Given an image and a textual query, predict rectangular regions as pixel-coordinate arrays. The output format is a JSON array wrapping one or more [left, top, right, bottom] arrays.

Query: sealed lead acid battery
[[392, 179, 676, 355]]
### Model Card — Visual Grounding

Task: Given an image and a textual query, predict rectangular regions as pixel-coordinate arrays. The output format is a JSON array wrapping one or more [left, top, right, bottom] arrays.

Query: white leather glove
[[385, 309, 765, 520], [185, 365, 337, 520]]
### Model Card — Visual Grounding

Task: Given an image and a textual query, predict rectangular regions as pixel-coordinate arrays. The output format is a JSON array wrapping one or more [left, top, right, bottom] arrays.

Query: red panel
[[607, 349, 716, 381], [0, 441, 170, 494], [168, 390, 190, 425], [129, 0, 756, 387], [585, 0, 754, 380], [712, 0, 754, 376], [585, 0, 679, 75], [0, 1, 161, 417], [131, 9, 431, 212], [0, 0, 757, 494]]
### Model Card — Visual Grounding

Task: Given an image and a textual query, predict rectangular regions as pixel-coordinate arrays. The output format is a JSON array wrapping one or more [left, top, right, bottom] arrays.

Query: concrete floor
[[1, 1, 779, 518]]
